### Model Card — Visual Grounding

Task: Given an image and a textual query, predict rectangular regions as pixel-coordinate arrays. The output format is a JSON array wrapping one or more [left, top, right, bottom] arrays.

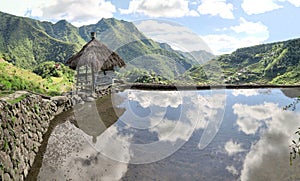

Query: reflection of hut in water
[[73, 94, 125, 143], [73, 101, 106, 143], [66, 32, 126, 96]]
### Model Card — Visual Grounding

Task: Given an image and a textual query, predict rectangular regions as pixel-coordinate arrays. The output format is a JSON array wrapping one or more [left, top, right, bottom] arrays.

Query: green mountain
[[178, 50, 215, 65], [186, 38, 300, 85], [79, 18, 203, 79], [0, 11, 84, 69], [0, 11, 213, 80], [1, 11, 300, 87]]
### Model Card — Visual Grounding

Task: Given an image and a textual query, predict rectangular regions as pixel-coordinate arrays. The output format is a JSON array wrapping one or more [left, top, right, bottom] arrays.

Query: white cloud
[[224, 140, 246, 156], [190, 1, 199, 5], [40, 0, 116, 26], [231, 18, 268, 35], [201, 34, 239, 55], [119, 0, 199, 18], [201, 18, 269, 55], [135, 20, 212, 52], [197, 0, 234, 19], [0, 0, 31, 16], [241, 0, 283, 15], [286, 0, 300, 7], [0, 0, 116, 26]]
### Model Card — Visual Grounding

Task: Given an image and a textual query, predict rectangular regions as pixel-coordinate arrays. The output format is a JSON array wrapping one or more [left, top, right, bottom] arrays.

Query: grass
[[6, 94, 27, 104], [0, 60, 75, 96], [0, 90, 14, 97]]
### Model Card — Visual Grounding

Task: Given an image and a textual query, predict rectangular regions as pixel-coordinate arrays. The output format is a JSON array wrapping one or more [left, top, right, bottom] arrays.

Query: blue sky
[[1, 0, 300, 55]]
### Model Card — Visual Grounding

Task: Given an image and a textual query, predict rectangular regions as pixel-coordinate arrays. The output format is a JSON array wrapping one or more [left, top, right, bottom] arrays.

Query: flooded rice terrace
[[27, 88, 300, 181]]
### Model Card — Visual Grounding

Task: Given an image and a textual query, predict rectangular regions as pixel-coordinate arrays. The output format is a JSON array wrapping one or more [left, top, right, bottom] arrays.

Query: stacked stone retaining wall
[[0, 93, 76, 181]]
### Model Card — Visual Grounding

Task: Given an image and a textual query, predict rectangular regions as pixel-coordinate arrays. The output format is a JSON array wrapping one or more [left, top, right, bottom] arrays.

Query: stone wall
[[0, 93, 77, 181]]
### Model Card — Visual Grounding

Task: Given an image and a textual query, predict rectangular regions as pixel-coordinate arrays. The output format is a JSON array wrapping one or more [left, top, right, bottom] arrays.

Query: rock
[[12, 109, 18, 116], [32, 141, 40, 153], [28, 131, 33, 139], [20, 146, 28, 162], [14, 139, 21, 147], [32, 133, 39, 142], [12, 173, 22, 181], [0, 151, 13, 172], [3, 129, 10, 139], [24, 135, 33, 150], [40, 121, 49, 130], [7, 167, 16, 180], [85, 97, 95, 102], [37, 131, 43, 142], [55, 106, 64, 115], [51, 96, 68, 106], [12, 157, 18, 168], [28, 152, 36, 167], [23, 166, 29, 178], [3, 173, 12, 181], [18, 157, 26, 170], [50, 105, 58, 113], [15, 102, 21, 109]]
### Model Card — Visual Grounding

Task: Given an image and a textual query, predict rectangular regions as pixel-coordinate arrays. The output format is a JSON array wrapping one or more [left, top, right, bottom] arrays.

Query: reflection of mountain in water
[[282, 88, 300, 98]]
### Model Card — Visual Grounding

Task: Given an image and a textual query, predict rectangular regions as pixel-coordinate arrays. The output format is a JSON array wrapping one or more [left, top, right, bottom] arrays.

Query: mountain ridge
[[186, 37, 300, 84], [1, 11, 299, 86], [0, 11, 213, 80]]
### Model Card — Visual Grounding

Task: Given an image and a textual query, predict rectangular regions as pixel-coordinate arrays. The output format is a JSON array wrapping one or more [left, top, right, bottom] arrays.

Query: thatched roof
[[66, 37, 126, 71]]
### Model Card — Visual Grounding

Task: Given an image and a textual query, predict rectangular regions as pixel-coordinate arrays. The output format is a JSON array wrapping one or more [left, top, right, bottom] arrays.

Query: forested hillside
[[0, 10, 299, 87], [0, 11, 83, 69], [186, 38, 300, 84], [0, 11, 213, 80]]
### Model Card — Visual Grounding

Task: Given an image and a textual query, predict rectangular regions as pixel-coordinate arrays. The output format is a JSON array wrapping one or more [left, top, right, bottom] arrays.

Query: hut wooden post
[[85, 65, 88, 92], [91, 65, 95, 93], [76, 68, 79, 94]]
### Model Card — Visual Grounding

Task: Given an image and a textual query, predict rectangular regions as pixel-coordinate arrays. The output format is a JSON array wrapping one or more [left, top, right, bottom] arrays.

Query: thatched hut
[[66, 32, 125, 95]]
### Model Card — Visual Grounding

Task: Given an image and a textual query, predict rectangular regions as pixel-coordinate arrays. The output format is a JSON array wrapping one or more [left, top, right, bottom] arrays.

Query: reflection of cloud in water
[[38, 121, 129, 180], [149, 119, 193, 142], [233, 103, 276, 134], [197, 92, 227, 149], [94, 90, 226, 163], [232, 89, 260, 97], [93, 125, 133, 163], [233, 102, 300, 180], [225, 140, 245, 156], [232, 89, 271, 97], [226, 165, 239, 176], [127, 90, 182, 108]]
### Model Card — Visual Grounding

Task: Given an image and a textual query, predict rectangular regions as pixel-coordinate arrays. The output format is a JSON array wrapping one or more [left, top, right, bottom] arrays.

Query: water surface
[[33, 88, 300, 181]]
